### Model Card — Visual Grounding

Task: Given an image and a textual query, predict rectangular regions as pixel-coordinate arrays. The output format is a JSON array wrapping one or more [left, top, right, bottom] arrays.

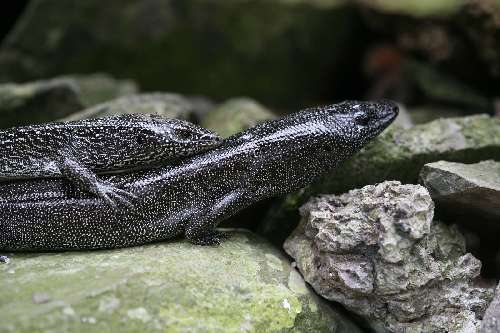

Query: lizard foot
[[188, 230, 228, 246], [94, 182, 138, 210], [0, 255, 10, 264]]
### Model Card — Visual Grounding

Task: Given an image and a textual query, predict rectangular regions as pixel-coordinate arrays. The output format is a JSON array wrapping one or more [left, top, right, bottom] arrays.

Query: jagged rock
[[201, 98, 276, 137], [259, 114, 500, 245], [420, 160, 500, 224], [0, 74, 138, 127], [284, 181, 494, 333], [61, 93, 201, 122], [482, 283, 500, 333], [0, 0, 358, 107], [0, 230, 362, 333]]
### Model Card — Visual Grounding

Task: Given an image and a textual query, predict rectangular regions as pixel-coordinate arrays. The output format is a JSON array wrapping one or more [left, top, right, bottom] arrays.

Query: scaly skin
[[0, 114, 221, 207], [0, 100, 398, 251]]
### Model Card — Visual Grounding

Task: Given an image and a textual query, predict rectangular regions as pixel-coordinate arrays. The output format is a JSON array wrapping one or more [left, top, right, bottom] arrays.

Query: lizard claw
[[95, 182, 138, 210]]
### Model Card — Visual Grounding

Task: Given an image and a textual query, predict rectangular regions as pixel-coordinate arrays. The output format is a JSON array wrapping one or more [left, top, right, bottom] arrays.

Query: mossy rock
[[0, 230, 361, 333], [0, 74, 137, 127], [202, 98, 276, 137]]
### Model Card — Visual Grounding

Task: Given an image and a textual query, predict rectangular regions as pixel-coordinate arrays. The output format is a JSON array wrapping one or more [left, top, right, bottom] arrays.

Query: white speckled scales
[[0, 101, 398, 250], [0, 114, 221, 207]]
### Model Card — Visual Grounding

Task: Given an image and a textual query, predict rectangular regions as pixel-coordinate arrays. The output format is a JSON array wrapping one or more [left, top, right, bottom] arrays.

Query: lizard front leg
[[59, 157, 136, 209], [185, 190, 249, 245]]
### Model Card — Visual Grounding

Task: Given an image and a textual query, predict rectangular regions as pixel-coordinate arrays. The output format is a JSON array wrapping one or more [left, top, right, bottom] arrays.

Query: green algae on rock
[[259, 114, 500, 245], [0, 74, 137, 128], [0, 230, 361, 333], [201, 98, 276, 137]]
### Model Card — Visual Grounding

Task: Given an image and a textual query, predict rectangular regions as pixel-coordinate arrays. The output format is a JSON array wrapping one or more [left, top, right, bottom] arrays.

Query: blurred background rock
[[1, 0, 498, 112]]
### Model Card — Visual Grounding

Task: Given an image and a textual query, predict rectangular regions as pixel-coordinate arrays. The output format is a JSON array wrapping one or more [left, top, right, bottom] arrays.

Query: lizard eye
[[354, 112, 370, 126], [136, 134, 147, 145], [175, 128, 194, 141]]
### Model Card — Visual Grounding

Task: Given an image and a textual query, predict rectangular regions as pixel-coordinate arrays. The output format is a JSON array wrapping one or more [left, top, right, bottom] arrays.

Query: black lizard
[[0, 100, 398, 251], [0, 114, 221, 207]]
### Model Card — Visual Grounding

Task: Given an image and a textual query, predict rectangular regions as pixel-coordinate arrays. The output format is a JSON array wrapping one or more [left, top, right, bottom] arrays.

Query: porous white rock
[[284, 181, 494, 333]]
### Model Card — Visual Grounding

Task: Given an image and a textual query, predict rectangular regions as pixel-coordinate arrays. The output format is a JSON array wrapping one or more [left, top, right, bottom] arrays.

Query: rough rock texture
[[284, 181, 494, 333], [61, 93, 202, 122], [0, 230, 361, 333], [0, 0, 358, 107], [0, 75, 137, 128], [482, 282, 500, 333], [420, 160, 500, 223], [201, 98, 276, 137], [259, 114, 500, 245]]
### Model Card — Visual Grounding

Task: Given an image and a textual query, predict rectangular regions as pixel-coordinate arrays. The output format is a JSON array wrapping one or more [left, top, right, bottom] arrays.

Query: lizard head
[[317, 99, 399, 151], [222, 100, 398, 193], [127, 115, 222, 160]]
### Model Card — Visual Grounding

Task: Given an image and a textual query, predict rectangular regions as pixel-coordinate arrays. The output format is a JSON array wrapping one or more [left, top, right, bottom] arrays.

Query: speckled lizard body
[[0, 101, 398, 251], [0, 114, 221, 207]]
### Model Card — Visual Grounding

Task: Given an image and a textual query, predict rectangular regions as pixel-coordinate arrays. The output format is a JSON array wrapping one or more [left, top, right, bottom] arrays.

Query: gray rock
[[420, 160, 500, 223], [284, 181, 494, 333], [260, 114, 500, 246], [201, 98, 276, 137], [0, 230, 362, 333], [0, 78, 82, 128], [482, 282, 500, 333], [0, 74, 138, 128], [61, 93, 201, 122], [60, 73, 138, 107]]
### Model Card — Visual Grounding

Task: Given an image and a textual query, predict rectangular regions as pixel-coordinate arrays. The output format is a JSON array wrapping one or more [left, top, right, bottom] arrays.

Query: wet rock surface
[[260, 114, 500, 245], [420, 160, 500, 224], [284, 181, 494, 333], [61, 93, 202, 122], [201, 98, 276, 137], [0, 230, 361, 333]]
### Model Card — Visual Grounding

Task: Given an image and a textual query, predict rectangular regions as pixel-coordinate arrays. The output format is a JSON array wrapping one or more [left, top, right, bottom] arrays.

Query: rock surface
[[0, 0, 358, 107], [60, 73, 138, 107], [284, 181, 494, 333], [260, 114, 500, 245], [0, 74, 137, 127], [0, 230, 361, 333], [201, 98, 276, 137], [61, 93, 201, 122], [420, 160, 500, 223], [482, 282, 500, 333], [0, 78, 82, 127]]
